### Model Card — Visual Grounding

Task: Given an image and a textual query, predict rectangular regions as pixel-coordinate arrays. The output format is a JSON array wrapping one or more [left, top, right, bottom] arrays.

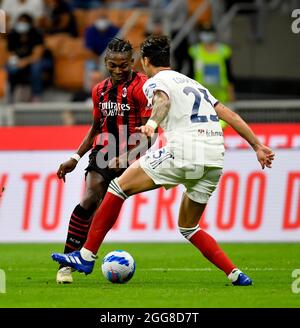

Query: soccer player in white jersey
[[52, 35, 275, 286]]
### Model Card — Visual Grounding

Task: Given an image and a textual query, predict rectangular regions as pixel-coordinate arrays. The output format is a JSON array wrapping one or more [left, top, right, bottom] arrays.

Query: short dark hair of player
[[106, 38, 133, 56], [140, 35, 170, 67]]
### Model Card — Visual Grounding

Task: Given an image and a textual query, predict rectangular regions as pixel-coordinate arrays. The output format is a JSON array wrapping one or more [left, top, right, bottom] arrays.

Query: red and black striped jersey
[[92, 71, 151, 155]]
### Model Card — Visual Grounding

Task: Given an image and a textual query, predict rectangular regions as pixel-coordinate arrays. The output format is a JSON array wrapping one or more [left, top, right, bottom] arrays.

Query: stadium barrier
[[2, 99, 300, 126], [0, 124, 299, 243]]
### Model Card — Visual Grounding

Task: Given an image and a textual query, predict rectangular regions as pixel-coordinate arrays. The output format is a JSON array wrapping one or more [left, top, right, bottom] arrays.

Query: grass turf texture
[[0, 243, 299, 308]]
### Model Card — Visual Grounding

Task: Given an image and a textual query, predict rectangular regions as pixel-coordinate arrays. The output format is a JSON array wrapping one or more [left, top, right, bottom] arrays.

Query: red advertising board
[[0, 124, 299, 242]]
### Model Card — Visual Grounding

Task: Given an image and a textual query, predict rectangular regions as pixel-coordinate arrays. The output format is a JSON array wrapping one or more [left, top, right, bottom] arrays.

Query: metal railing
[[171, 0, 211, 53], [215, 0, 287, 43], [229, 99, 300, 123], [216, 2, 259, 42], [0, 102, 91, 126]]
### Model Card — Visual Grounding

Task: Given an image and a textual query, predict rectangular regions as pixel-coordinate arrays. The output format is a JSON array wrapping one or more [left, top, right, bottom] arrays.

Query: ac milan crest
[[122, 87, 127, 97]]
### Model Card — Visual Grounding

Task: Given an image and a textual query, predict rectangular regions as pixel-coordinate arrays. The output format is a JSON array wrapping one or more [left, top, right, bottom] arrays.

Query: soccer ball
[[101, 250, 136, 283]]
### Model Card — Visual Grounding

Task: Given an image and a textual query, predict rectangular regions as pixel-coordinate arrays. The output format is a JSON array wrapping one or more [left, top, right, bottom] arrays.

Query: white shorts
[[140, 146, 223, 204]]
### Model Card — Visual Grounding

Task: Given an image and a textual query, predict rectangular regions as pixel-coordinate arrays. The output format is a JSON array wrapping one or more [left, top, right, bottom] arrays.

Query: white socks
[[80, 247, 97, 261], [227, 268, 242, 282], [179, 225, 200, 240]]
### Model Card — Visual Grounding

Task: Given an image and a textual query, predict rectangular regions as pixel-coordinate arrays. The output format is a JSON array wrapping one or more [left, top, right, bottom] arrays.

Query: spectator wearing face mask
[[1, 0, 44, 30], [84, 13, 119, 58], [83, 13, 119, 89], [6, 13, 53, 102]]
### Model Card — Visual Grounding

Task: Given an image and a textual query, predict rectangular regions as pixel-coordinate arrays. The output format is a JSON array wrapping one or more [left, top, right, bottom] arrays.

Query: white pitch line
[[140, 267, 294, 272], [6, 267, 296, 272]]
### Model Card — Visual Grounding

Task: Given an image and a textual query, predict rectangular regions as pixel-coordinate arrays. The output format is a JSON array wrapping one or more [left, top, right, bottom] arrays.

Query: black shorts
[[85, 146, 125, 184]]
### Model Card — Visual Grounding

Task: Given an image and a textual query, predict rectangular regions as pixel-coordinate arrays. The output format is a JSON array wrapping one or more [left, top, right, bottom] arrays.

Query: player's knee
[[179, 225, 200, 240], [108, 178, 128, 200], [81, 185, 105, 210], [80, 195, 98, 212]]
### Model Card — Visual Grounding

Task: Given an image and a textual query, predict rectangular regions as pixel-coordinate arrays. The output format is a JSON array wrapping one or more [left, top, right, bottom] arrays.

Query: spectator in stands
[[84, 12, 119, 58], [40, 0, 78, 37], [83, 12, 119, 85], [189, 26, 235, 128], [189, 26, 235, 103], [1, 0, 44, 30], [69, 0, 103, 10], [130, 0, 149, 7], [107, 0, 148, 8], [6, 13, 53, 103]]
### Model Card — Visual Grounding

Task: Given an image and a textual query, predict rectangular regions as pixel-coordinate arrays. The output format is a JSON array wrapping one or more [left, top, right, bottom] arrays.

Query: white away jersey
[[143, 70, 225, 167]]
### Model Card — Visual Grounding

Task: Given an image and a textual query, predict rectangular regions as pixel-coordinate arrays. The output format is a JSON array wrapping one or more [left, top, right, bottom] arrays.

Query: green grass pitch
[[0, 242, 299, 308]]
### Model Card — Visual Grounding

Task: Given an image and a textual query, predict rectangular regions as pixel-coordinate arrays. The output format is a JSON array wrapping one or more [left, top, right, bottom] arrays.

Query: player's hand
[[135, 125, 155, 138], [255, 144, 275, 169], [57, 159, 78, 182]]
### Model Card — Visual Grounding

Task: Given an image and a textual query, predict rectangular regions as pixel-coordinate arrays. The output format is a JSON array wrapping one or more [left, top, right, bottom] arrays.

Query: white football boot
[[56, 266, 73, 284]]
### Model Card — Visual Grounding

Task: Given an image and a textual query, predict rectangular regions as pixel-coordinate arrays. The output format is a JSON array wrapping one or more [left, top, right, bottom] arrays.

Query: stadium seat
[[54, 57, 85, 90], [45, 34, 72, 57], [124, 11, 148, 49], [58, 37, 91, 59], [108, 9, 136, 28], [123, 11, 148, 72], [73, 9, 88, 36], [0, 36, 8, 98], [83, 8, 136, 29], [45, 35, 91, 90], [0, 36, 9, 67], [45, 8, 149, 90], [188, 0, 212, 25], [0, 68, 7, 98]]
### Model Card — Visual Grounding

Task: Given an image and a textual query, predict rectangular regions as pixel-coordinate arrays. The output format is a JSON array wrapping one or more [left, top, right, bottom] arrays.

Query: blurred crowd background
[[0, 0, 300, 126]]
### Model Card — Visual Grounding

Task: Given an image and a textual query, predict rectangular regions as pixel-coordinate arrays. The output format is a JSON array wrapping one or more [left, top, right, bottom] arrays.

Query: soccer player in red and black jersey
[[55, 38, 151, 283]]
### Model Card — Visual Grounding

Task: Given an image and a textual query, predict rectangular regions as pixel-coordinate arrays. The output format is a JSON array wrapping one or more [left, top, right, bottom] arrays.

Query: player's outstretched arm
[[57, 118, 101, 181], [136, 90, 170, 138], [215, 102, 275, 169]]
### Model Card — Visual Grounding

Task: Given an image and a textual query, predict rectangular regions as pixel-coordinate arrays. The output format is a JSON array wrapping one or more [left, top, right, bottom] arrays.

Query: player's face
[[105, 52, 133, 83]]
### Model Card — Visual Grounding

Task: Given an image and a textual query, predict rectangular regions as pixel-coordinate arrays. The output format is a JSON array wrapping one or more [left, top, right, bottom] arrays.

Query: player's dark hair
[[140, 35, 170, 67], [106, 38, 133, 55]]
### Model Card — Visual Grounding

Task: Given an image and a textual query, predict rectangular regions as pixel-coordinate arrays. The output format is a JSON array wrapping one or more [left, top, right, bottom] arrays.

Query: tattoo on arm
[[149, 90, 170, 125]]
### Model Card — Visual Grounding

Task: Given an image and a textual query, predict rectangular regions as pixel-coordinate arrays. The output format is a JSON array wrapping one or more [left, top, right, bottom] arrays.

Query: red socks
[[84, 192, 125, 254], [190, 229, 235, 275], [83, 178, 235, 277]]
